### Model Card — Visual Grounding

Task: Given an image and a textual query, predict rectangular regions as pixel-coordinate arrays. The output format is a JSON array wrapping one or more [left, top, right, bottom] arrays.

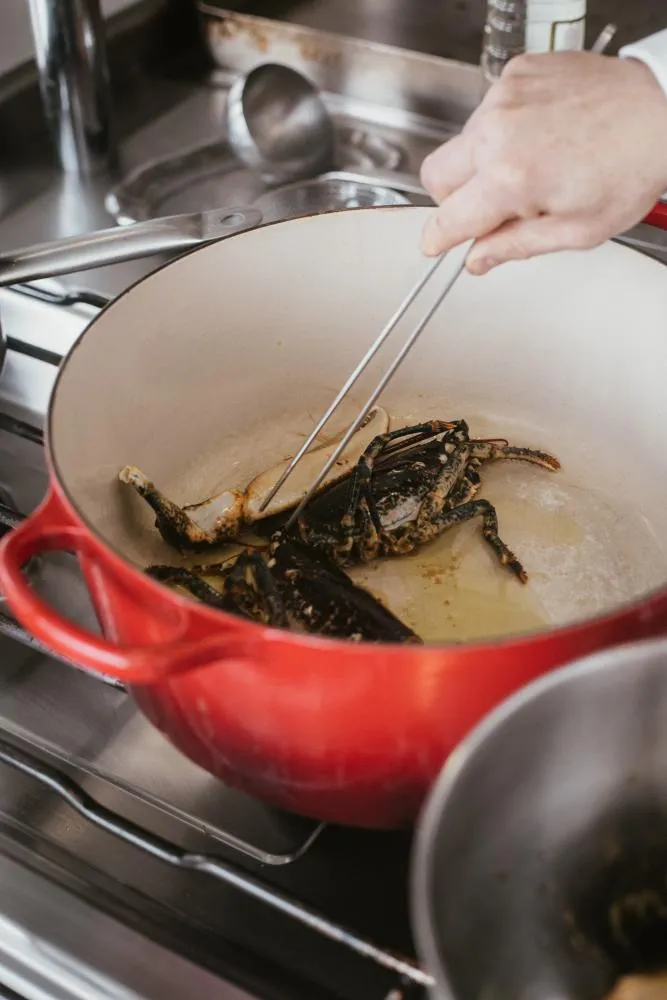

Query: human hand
[[420, 52, 667, 274]]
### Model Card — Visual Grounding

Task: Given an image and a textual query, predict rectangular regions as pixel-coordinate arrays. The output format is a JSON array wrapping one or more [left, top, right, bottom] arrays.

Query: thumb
[[466, 216, 603, 275]]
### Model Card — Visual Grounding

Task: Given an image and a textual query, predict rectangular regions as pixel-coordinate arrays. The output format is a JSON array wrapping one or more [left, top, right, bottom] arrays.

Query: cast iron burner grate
[[0, 736, 430, 995]]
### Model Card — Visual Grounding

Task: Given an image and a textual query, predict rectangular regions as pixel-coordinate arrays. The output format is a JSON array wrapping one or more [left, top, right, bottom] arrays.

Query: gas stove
[[2, 6, 667, 995], [0, 280, 433, 1000]]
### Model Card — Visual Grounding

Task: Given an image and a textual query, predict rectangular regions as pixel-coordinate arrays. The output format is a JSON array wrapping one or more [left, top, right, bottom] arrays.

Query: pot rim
[[46, 206, 667, 658], [408, 633, 667, 1000]]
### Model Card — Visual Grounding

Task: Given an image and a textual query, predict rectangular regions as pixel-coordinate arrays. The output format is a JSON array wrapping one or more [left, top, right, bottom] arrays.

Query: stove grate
[[0, 736, 431, 994]]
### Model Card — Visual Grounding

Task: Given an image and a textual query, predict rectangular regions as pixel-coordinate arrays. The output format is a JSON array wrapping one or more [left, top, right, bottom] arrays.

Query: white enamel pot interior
[[49, 206, 667, 645]]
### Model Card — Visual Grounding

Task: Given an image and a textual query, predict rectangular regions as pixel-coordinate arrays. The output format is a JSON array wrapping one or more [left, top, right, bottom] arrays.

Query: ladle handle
[[0, 206, 262, 286]]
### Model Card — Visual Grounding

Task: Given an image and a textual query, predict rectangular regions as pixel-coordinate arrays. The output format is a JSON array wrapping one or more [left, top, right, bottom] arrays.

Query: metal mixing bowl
[[412, 637, 667, 1000], [226, 63, 335, 186]]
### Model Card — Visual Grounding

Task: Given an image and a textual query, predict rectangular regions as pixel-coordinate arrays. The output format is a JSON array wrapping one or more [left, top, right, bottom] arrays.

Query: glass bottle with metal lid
[[482, 0, 587, 85]]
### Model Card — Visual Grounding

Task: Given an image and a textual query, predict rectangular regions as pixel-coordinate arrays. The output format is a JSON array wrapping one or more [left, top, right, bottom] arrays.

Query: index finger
[[421, 175, 514, 257], [420, 134, 475, 205]]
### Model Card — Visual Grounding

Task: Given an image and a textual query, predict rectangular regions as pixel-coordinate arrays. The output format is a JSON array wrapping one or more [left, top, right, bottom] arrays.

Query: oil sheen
[[350, 459, 667, 644]]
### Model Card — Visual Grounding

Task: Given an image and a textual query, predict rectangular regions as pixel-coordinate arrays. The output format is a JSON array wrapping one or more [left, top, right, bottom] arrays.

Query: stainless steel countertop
[[0, 0, 209, 298], [0, 0, 456, 301]]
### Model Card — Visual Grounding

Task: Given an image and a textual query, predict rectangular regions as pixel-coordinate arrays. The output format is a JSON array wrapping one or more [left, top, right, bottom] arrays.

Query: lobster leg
[[224, 551, 289, 627], [148, 555, 289, 627], [470, 440, 561, 471], [407, 498, 527, 583], [119, 466, 245, 553], [147, 564, 241, 612], [445, 460, 482, 506]]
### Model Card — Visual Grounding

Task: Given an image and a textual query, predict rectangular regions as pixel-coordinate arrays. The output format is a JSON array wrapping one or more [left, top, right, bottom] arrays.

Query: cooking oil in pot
[[121, 408, 667, 646], [351, 458, 666, 644]]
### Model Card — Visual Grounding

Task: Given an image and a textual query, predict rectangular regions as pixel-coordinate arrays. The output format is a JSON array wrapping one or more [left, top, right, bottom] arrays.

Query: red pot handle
[[0, 490, 253, 685], [645, 201, 667, 230]]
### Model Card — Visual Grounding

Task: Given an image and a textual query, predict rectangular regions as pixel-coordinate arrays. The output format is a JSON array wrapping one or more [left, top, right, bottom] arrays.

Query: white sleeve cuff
[[619, 28, 667, 99]]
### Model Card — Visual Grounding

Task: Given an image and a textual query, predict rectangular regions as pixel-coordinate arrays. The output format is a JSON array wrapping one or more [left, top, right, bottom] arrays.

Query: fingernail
[[419, 153, 436, 188], [421, 216, 442, 257]]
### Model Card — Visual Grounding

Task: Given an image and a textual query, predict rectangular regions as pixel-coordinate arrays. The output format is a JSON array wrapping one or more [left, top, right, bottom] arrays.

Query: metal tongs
[[260, 244, 472, 525], [260, 24, 620, 524]]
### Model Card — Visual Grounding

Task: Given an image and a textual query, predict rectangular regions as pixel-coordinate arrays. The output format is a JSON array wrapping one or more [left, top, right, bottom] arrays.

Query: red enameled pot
[[1, 205, 667, 828]]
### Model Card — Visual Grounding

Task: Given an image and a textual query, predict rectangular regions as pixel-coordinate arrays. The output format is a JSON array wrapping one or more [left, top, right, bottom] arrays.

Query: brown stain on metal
[[210, 16, 343, 70], [296, 36, 344, 71], [214, 16, 270, 54]]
